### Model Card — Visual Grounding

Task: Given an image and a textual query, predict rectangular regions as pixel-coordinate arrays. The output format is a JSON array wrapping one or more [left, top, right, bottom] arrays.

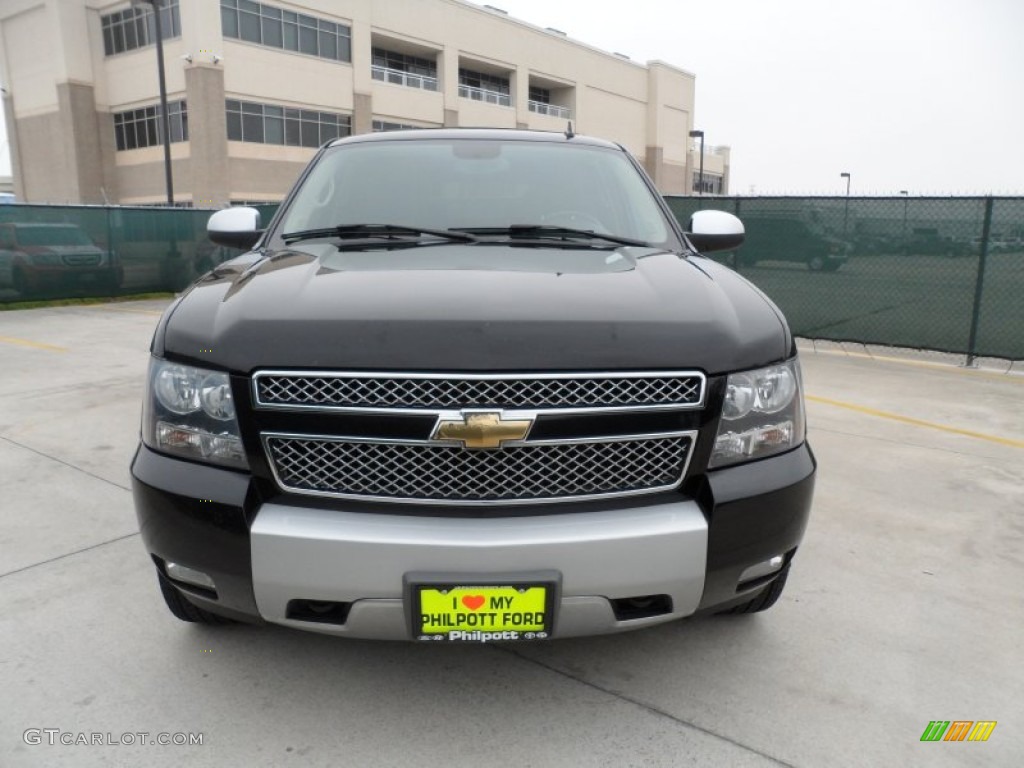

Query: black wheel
[[717, 564, 790, 615], [157, 572, 233, 625], [12, 268, 32, 298], [99, 267, 123, 295], [807, 255, 825, 271]]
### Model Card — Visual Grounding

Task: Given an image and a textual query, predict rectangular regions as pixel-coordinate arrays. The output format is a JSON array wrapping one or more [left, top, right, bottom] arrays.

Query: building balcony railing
[[528, 100, 571, 119], [372, 65, 438, 92], [458, 84, 511, 107], [690, 144, 729, 156]]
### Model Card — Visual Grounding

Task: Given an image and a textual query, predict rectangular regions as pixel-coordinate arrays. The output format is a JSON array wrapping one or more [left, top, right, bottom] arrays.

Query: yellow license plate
[[416, 585, 551, 642]]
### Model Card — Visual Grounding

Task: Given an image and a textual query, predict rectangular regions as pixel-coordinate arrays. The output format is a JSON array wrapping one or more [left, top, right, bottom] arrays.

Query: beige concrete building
[[1, 0, 724, 206], [689, 144, 730, 195]]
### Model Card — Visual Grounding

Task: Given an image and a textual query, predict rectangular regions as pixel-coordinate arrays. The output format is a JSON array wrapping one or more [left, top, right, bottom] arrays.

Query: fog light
[[166, 562, 216, 590], [738, 555, 784, 585]]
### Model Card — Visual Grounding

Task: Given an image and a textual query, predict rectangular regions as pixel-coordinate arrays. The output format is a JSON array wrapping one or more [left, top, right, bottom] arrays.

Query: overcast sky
[[2, 0, 1021, 195], [497, 0, 1024, 194]]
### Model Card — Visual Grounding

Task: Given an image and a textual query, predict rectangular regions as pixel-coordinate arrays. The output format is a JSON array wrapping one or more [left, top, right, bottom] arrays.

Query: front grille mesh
[[63, 254, 101, 266], [256, 373, 703, 410], [266, 436, 690, 503]]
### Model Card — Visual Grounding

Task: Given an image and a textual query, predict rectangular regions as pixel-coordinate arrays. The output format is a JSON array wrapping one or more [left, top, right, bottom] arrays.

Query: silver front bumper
[[250, 499, 708, 640]]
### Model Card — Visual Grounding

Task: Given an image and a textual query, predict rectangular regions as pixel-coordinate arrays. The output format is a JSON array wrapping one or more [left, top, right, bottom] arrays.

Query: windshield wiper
[[281, 224, 478, 245], [453, 225, 651, 248]]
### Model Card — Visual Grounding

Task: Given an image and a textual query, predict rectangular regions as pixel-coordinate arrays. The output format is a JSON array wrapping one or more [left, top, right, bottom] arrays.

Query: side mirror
[[207, 207, 262, 249], [686, 210, 745, 253]]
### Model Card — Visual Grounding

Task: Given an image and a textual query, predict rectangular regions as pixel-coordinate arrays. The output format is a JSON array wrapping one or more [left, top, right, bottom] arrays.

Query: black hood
[[158, 244, 789, 375]]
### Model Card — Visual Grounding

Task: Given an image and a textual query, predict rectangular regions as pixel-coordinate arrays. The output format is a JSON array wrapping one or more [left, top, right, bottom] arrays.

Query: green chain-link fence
[[665, 196, 1024, 361], [2, 198, 1021, 360], [0, 203, 279, 301]]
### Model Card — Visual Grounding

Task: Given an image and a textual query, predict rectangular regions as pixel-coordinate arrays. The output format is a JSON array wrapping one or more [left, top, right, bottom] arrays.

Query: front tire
[[157, 572, 233, 625], [12, 268, 33, 298], [99, 267, 123, 295], [716, 564, 790, 615]]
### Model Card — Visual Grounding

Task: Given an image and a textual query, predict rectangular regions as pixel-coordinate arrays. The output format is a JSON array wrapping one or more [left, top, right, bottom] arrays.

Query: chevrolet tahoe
[[131, 129, 815, 642]]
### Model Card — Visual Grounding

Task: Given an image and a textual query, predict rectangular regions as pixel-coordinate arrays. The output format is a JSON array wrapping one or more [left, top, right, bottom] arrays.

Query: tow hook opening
[[286, 599, 352, 625], [610, 594, 673, 621]]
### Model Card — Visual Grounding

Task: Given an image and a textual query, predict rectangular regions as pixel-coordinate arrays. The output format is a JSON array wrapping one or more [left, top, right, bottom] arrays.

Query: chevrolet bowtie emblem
[[432, 411, 534, 450]]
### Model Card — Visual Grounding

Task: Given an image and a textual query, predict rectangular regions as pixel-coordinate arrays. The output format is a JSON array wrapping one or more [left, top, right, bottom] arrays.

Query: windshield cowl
[[281, 223, 654, 251], [282, 223, 478, 245]]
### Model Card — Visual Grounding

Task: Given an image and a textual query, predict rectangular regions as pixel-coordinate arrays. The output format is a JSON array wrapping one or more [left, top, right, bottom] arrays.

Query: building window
[[114, 101, 188, 151], [692, 174, 723, 194], [372, 120, 421, 132], [220, 0, 351, 62], [226, 100, 351, 147], [133, 201, 194, 208], [528, 86, 550, 104], [371, 47, 438, 91], [101, 0, 181, 56], [458, 68, 511, 106]]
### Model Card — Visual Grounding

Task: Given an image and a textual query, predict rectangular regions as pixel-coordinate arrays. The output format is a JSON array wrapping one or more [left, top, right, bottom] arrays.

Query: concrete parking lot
[[1, 299, 1021, 767]]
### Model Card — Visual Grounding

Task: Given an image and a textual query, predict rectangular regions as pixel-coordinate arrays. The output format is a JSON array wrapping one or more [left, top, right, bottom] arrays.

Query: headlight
[[710, 359, 806, 468], [32, 253, 63, 265], [142, 359, 248, 469]]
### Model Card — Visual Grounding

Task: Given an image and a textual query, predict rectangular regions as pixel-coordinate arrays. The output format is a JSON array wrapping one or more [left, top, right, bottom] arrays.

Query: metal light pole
[[840, 172, 851, 237], [690, 130, 705, 195], [133, 0, 174, 205]]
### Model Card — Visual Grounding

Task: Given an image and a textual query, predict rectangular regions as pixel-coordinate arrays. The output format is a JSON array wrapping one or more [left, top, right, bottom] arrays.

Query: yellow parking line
[[803, 346, 1022, 382], [807, 395, 1024, 449], [0, 335, 68, 353]]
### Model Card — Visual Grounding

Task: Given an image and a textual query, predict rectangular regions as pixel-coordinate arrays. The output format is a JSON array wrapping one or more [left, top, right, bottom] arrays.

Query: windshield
[[17, 226, 94, 247], [277, 139, 674, 247]]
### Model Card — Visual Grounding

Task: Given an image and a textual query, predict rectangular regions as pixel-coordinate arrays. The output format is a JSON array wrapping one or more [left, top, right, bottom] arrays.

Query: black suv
[[735, 214, 851, 272], [131, 129, 815, 642], [0, 222, 122, 297]]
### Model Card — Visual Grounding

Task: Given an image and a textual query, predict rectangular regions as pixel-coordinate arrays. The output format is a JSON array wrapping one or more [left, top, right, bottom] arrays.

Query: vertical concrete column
[[353, 93, 373, 135], [96, 110, 120, 203], [644, 66, 663, 189], [2, 93, 25, 200], [513, 64, 529, 128], [350, 19, 373, 134], [440, 44, 459, 127], [645, 63, 695, 194], [185, 64, 230, 207], [569, 81, 581, 131], [180, 0, 222, 50], [57, 82, 107, 204], [720, 147, 731, 194]]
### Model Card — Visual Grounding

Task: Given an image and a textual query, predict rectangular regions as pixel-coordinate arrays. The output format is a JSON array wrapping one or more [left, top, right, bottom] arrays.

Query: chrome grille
[[63, 253, 101, 266], [254, 371, 705, 411], [265, 435, 692, 505]]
